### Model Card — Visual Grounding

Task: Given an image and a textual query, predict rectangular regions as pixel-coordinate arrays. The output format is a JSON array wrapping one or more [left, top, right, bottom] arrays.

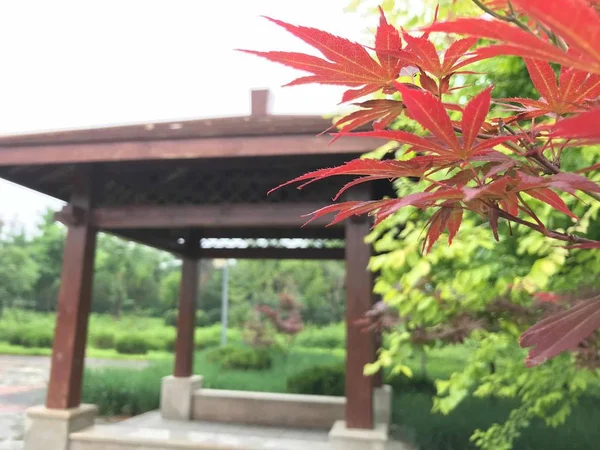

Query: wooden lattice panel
[[97, 157, 348, 207], [200, 238, 345, 249]]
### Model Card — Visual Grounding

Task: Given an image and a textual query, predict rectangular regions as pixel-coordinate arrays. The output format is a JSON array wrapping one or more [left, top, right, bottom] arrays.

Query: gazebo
[[0, 90, 399, 450]]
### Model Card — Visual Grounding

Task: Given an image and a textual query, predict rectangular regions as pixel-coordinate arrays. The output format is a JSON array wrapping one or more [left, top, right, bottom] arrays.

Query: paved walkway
[[0, 355, 148, 449]]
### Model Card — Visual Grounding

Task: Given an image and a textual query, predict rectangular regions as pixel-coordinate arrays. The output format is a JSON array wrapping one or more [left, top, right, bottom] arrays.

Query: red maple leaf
[[550, 108, 600, 143], [399, 34, 481, 80], [423, 203, 463, 253], [424, 0, 600, 74], [344, 84, 518, 158], [520, 296, 600, 367], [239, 8, 407, 103], [329, 99, 405, 135], [500, 60, 600, 120]]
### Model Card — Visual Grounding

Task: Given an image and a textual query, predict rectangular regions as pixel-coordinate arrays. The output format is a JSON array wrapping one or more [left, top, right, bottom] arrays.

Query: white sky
[[0, 0, 375, 233]]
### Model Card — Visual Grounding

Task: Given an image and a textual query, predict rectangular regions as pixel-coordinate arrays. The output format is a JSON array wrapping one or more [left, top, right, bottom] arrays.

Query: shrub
[[287, 363, 345, 396], [295, 324, 345, 349], [195, 325, 241, 350], [286, 363, 436, 397], [165, 309, 209, 328], [386, 373, 436, 395], [82, 364, 163, 416], [8, 327, 54, 348], [91, 331, 115, 349], [163, 309, 178, 327], [205, 344, 273, 371], [115, 334, 150, 355]]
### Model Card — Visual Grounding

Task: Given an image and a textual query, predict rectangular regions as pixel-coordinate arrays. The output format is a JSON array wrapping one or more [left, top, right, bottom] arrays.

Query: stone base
[[160, 375, 202, 421], [192, 389, 345, 429], [23, 404, 97, 450], [374, 385, 393, 426], [328, 420, 388, 450]]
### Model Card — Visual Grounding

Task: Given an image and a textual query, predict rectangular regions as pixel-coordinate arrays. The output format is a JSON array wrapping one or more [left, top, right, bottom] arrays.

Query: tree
[[29, 210, 65, 312], [243, 1, 600, 448], [0, 221, 39, 314]]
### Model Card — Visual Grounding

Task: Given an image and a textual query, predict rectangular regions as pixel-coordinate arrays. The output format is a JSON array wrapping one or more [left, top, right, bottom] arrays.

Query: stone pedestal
[[328, 420, 388, 450], [374, 385, 393, 426], [160, 375, 202, 420], [23, 404, 97, 450]]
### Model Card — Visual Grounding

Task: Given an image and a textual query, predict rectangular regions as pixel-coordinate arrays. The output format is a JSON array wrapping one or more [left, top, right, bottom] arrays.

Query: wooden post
[[173, 257, 198, 377], [344, 188, 375, 429], [46, 166, 97, 409], [372, 272, 383, 389]]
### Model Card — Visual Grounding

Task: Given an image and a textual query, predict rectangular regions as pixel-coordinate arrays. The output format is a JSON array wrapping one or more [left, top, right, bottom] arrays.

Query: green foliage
[[287, 361, 436, 397], [0, 208, 347, 327], [7, 326, 53, 348], [0, 226, 39, 313], [163, 309, 178, 327], [91, 331, 116, 350], [294, 323, 345, 349], [195, 325, 241, 349], [205, 344, 273, 371], [287, 363, 346, 396], [82, 365, 162, 416], [115, 334, 150, 355]]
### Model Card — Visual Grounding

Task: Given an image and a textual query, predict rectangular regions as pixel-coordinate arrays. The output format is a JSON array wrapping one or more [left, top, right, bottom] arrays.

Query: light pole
[[213, 259, 235, 346]]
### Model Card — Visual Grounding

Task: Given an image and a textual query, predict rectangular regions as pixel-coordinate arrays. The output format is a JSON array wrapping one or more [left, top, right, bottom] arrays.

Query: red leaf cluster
[[243, 1, 600, 367]]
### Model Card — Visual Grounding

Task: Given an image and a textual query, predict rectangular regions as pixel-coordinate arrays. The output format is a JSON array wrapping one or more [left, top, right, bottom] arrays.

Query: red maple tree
[[242, 0, 600, 367]]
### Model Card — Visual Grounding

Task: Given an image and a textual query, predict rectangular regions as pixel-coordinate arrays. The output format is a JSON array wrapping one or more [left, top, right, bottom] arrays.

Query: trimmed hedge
[[91, 332, 116, 349], [115, 334, 150, 355], [287, 363, 345, 396], [7, 327, 54, 348], [82, 365, 162, 416], [287, 363, 436, 397], [205, 345, 273, 371], [294, 324, 345, 349]]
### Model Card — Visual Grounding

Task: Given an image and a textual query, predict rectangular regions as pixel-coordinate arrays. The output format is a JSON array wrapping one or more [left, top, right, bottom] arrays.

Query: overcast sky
[[0, 0, 375, 233]]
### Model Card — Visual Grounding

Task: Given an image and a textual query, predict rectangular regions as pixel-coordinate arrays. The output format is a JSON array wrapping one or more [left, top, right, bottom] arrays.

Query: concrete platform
[[69, 411, 412, 450]]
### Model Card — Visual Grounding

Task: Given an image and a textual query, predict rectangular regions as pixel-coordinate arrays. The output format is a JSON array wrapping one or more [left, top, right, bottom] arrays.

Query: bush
[[205, 345, 273, 371], [386, 373, 436, 395], [287, 363, 345, 396], [295, 324, 345, 349], [91, 331, 115, 349], [286, 363, 436, 397], [195, 325, 241, 350], [82, 364, 163, 416], [164, 309, 210, 328], [7, 327, 54, 348], [163, 309, 178, 327], [115, 334, 150, 355]]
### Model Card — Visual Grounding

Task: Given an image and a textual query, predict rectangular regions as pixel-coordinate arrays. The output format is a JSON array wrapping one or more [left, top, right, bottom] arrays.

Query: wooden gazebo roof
[[0, 89, 388, 258]]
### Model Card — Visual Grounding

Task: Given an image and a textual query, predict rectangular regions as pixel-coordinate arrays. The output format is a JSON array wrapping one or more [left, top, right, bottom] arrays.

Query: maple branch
[[502, 125, 600, 205], [471, 0, 530, 32], [494, 206, 599, 245]]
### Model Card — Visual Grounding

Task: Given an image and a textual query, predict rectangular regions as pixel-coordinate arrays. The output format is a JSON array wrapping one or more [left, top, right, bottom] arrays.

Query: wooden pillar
[[173, 257, 198, 377], [46, 166, 97, 409], [344, 189, 375, 429]]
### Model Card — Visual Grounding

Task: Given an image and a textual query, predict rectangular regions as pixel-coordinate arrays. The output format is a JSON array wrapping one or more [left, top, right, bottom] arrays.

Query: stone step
[[69, 424, 332, 450]]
